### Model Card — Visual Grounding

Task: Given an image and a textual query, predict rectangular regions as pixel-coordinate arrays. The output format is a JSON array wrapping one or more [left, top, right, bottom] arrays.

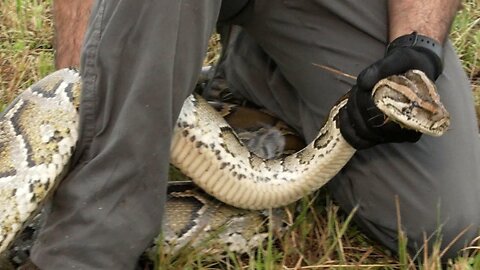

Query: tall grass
[[0, 0, 479, 269], [0, 0, 53, 108], [451, 0, 480, 81]]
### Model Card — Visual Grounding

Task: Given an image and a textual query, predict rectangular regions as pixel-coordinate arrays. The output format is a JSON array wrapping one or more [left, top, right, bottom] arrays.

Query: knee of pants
[[369, 206, 479, 260]]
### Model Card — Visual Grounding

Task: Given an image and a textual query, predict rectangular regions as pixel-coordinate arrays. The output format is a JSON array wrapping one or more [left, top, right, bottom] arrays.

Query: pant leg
[[221, 0, 480, 259], [30, 1, 220, 269]]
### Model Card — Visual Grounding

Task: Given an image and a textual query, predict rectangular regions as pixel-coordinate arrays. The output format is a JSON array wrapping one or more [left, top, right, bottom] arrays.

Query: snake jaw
[[372, 70, 450, 137]]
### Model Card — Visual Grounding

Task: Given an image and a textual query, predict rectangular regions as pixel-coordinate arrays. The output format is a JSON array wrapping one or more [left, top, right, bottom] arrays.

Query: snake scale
[[0, 68, 450, 255]]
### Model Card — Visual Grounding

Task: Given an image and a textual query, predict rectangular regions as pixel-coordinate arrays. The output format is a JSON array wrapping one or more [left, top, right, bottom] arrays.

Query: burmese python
[[0, 68, 449, 254]]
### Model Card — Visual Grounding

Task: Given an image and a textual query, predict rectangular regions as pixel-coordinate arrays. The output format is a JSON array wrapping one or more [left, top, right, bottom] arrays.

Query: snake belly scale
[[0, 68, 449, 253]]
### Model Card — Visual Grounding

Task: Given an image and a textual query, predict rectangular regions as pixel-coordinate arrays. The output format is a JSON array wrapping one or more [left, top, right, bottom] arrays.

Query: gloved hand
[[340, 32, 444, 149]]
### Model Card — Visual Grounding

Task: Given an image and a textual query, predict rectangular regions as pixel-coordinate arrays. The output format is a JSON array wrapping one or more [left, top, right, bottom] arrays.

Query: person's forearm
[[388, 0, 461, 43], [53, 0, 94, 68]]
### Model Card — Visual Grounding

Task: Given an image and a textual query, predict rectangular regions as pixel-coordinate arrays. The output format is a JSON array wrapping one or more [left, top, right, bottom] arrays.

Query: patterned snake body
[[0, 68, 449, 254], [162, 181, 286, 254], [0, 70, 80, 252], [172, 94, 354, 210]]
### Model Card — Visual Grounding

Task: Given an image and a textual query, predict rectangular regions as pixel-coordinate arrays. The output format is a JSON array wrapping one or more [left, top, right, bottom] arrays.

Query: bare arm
[[53, 0, 94, 68], [388, 0, 461, 43]]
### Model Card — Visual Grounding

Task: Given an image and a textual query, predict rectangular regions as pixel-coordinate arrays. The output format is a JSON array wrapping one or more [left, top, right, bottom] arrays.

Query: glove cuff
[[386, 32, 443, 78]]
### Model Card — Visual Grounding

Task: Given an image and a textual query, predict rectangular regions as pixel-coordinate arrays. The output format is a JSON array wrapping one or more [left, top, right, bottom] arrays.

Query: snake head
[[372, 69, 450, 137]]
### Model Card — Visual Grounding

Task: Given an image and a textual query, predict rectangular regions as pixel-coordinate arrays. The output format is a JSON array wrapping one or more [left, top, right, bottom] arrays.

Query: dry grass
[[1, 0, 479, 269], [0, 0, 54, 109], [451, 0, 480, 110]]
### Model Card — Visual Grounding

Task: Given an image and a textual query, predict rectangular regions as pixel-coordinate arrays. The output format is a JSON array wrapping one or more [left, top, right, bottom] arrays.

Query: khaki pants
[[31, 0, 480, 269], [220, 0, 480, 260], [31, 1, 221, 269]]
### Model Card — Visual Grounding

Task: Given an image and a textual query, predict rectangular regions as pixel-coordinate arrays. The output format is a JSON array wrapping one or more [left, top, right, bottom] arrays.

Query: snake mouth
[[375, 98, 451, 136]]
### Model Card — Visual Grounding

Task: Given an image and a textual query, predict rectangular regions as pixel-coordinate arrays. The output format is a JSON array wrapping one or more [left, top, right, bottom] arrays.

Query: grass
[[1, 0, 479, 269], [0, 0, 54, 110]]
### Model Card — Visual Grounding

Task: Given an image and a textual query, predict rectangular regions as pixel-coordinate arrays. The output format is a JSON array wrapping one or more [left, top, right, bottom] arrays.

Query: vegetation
[[0, 0, 479, 269]]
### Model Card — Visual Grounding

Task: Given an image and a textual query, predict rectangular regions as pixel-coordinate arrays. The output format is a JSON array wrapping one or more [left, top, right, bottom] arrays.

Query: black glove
[[340, 32, 444, 150]]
